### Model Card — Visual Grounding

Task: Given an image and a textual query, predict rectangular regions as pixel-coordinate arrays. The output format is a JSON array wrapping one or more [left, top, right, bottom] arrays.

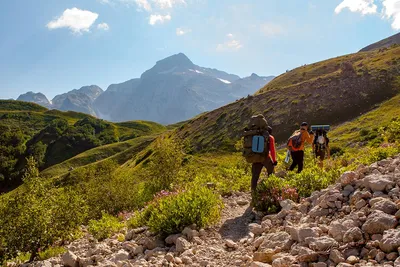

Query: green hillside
[[330, 94, 400, 148], [173, 46, 400, 153], [0, 100, 166, 192], [41, 136, 156, 178]]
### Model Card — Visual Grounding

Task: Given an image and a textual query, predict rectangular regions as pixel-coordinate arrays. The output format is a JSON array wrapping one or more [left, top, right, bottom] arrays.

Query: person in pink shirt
[[251, 126, 277, 192]]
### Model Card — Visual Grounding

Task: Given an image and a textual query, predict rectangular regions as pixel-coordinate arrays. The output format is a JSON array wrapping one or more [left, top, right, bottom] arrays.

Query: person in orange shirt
[[251, 126, 277, 192], [288, 122, 314, 173]]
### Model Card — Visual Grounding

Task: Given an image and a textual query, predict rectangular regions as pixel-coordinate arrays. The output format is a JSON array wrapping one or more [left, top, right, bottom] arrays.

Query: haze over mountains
[[16, 53, 274, 124]]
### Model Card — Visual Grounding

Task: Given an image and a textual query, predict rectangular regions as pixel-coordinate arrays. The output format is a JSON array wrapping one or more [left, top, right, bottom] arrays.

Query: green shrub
[[88, 213, 125, 241], [137, 138, 183, 193], [38, 246, 66, 261], [0, 158, 87, 262], [129, 186, 223, 236], [286, 166, 340, 198], [330, 146, 344, 157], [385, 118, 400, 143], [253, 175, 298, 213]]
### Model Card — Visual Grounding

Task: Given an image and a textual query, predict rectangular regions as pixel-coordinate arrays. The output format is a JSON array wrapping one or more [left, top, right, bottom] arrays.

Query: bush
[[137, 137, 183, 194], [128, 186, 223, 236], [385, 119, 400, 143], [253, 175, 298, 213], [0, 158, 88, 262], [286, 166, 340, 198], [88, 213, 125, 241], [38, 247, 66, 261]]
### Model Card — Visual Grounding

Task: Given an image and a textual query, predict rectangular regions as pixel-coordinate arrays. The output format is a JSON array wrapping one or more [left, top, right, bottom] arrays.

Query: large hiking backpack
[[287, 131, 303, 151], [242, 115, 270, 163], [314, 132, 328, 152]]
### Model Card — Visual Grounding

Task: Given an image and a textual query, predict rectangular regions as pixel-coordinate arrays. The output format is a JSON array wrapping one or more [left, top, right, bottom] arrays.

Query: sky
[[0, 0, 399, 100]]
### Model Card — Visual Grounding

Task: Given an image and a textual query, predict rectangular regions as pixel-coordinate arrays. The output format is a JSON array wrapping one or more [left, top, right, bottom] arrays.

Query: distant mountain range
[[15, 53, 274, 124], [17, 86, 103, 117]]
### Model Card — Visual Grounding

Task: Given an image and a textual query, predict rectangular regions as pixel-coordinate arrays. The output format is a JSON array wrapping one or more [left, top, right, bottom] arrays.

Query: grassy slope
[[0, 100, 166, 188], [42, 136, 156, 178], [330, 94, 400, 147], [172, 46, 400, 152]]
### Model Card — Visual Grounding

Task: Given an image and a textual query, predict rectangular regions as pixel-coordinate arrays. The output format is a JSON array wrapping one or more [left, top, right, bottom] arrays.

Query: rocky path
[[20, 154, 400, 267]]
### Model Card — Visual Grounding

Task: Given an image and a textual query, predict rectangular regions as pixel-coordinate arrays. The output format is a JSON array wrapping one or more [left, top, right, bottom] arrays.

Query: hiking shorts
[[315, 150, 326, 160]]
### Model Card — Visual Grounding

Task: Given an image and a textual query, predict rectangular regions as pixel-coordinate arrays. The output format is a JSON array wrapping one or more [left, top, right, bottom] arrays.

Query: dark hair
[[267, 126, 272, 134], [301, 122, 308, 126]]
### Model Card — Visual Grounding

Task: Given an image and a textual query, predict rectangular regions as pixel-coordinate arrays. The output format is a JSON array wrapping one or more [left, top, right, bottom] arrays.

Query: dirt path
[[186, 192, 258, 267]]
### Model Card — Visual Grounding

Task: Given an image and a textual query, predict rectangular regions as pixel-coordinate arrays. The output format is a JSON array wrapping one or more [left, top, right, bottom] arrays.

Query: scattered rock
[[250, 262, 272, 267], [165, 234, 182, 245], [253, 250, 276, 264], [260, 232, 292, 251], [362, 211, 398, 234], [343, 227, 364, 243], [249, 223, 264, 236], [306, 236, 338, 251], [372, 198, 398, 215], [225, 239, 238, 249], [330, 249, 345, 264], [175, 237, 191, 253], [237, 199, 249, 206], [62, 251, 79, 267], [380, 229, 400, 253]]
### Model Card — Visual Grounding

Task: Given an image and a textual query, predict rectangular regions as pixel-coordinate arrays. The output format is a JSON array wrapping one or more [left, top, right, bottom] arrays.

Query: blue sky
[[0, 0, 398, 100]]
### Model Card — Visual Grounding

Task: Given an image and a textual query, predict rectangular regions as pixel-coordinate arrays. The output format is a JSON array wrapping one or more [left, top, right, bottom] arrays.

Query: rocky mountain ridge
[[16, 86, 103, 117], [24, 154, 400, 267], [16, 53, 274, 125]]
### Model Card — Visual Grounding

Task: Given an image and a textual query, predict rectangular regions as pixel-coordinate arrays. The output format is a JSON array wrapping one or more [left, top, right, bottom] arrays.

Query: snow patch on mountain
[[218, 78, 231, 84]]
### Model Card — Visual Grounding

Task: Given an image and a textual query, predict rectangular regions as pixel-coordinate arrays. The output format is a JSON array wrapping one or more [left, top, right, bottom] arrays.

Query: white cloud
[[46, 8, 99, 34], [97, 22, 110, 30], [149, 14, 171, 25], [152, 0, 186, 9], [382, 0, 400, 30], [334, 0, 377, 15], [260, 23, 284, 37], [134, 0, 152, 11], [216, 33, 243, 52], [176, 27, 191, 36]]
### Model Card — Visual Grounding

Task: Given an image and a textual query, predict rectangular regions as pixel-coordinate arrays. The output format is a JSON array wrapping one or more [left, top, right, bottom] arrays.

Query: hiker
[[313, 129, 330, 168], [267, 126, 278, 173], [242, 114, 277, 193], [287, 122, 314, 173]]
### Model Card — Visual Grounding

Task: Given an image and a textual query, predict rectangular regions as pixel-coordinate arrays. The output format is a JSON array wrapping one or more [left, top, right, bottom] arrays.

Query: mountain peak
[[17, 91, 51, 108], [156, 53, 194, 68], [141, 53, 194, 79]]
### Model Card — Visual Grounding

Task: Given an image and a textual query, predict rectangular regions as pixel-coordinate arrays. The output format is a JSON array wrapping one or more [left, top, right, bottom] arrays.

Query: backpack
[[314, 134, 328, 152], [242, 114, 270, 163], [287, 131, 302, 151]]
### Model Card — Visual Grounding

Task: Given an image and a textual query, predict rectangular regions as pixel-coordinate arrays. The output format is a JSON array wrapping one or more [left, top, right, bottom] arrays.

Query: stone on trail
[[62, 251, 79, 267], [225, 239, 239, 249], [259, 232, 292, 251], [371, 198, 398, 215], [250, 262, 272, 267], [175, 237, 191, 253], [362, 210, 398, 234], [306, 236, 338, 251], [253, 249, 276, 264], [380, 229, 400, 253], [249, 223, 264, 236]]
